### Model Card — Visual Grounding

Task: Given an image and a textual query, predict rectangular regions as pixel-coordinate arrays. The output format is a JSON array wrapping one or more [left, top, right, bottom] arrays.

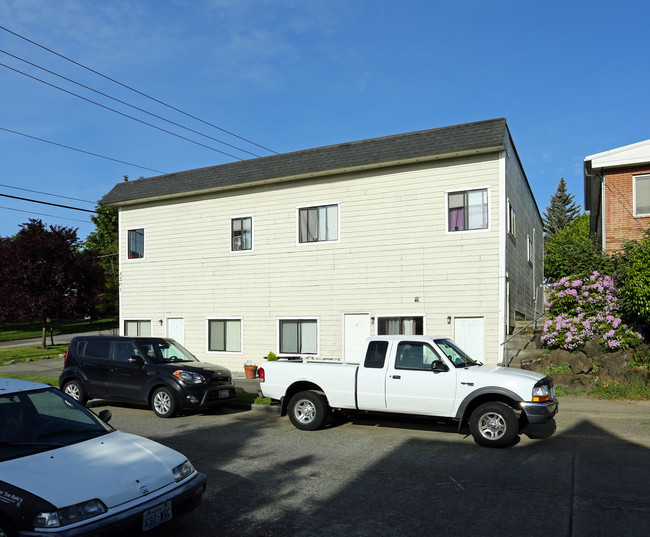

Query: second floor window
[[299, 204, 338, 243], [128, 228, 144, 259], [231, 217, 252, 251], [448, 189, 488, 232]]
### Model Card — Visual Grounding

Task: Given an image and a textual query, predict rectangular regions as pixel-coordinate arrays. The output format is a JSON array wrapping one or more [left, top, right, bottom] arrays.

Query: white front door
[[454, 317, 485, 363], [343, 313, 371, 362], [166, 317, 185, 346]]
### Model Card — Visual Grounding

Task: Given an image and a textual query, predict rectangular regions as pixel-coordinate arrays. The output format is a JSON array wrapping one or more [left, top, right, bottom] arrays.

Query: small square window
[[279, 319, 318, 354], [128, 228, 144, 259]]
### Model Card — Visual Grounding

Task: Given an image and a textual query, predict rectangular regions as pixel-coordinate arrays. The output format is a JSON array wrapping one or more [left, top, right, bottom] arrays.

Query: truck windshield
[[434, 339, 480, 368]]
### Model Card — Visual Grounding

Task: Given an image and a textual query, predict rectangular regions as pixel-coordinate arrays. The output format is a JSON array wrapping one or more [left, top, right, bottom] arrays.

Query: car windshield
[[0, 387, 112, 461], [136, 339, 199, 364], [434, 339, 481, 368]]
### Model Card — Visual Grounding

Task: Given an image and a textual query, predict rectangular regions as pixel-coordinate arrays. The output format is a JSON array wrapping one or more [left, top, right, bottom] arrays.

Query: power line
[[0, 62, 246, 160], [0, 205, 91, 224], [0, 25, 278, 155], [0, 127, 167, 174], [0, 183, 94, 204], [0, 193, 96, 213], [0, 48, 263, 158]]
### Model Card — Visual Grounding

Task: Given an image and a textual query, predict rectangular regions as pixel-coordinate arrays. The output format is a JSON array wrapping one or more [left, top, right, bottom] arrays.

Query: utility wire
[[0, 25, 278, 155], [0, 48, 263, 158], [0, 183, 94, 204], [0, 205, 91, 224], [0, 193, 96, 213], [0, 62, 245, 160], [0, 127, 167, 175]]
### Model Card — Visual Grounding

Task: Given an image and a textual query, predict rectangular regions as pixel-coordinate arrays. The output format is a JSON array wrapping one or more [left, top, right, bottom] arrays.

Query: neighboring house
[[100, 118, 543, 369], [584, 139, 650, 252]]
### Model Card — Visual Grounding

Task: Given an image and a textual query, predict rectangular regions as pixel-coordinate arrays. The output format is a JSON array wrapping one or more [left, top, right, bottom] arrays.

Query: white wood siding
[[118, 155, 507, 369]]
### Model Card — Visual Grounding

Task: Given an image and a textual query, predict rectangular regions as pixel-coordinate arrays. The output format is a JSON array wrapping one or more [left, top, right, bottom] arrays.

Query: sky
[[1, 0, 649, 241]]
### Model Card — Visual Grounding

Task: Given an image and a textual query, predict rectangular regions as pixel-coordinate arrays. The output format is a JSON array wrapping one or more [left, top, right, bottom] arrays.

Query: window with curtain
[[635, 175, 650, 216], [299, 204, 338, 243], [208, 319, 242, 352], [377, 316, 424, 336], [231, 217, 252, 251], [508, 201, 516, 238], [279, 319, 318, 354], [448, 189, 488, 232], [127, 228, 144, 259]]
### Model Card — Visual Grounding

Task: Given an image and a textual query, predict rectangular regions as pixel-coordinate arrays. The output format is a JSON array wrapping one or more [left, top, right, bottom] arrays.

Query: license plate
[[142, 501, 172, 531], [219, 389, 230, 398]]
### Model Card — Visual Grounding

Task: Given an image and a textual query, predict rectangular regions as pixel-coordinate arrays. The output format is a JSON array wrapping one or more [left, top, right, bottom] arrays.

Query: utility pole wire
[[0, 193, 97, 213], [0, 127, 167, 175], [0, 205, 91, 223], [0, 25, 278, 155], [0, 62, 244, 160], [0, 182, 94, 204], [0, 49, 262, 158]]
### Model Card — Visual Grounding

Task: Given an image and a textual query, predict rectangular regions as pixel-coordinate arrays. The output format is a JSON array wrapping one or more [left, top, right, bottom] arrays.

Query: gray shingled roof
[[100, 118, 508, 206]]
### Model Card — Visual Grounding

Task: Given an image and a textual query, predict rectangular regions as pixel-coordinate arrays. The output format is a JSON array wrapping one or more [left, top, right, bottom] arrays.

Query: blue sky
[[1, 0, 649, 240]]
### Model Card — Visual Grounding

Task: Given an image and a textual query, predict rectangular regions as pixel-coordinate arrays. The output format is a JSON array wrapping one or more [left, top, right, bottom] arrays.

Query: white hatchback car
[[0, 378, 206, 536]]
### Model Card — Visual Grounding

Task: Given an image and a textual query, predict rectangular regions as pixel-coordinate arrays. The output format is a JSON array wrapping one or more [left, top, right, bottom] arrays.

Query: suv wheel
[[152, 387, 178, 418], [62, 380, 87, 405]]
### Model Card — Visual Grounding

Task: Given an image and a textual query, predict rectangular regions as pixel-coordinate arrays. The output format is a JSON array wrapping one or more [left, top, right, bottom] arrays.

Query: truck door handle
[[392, 375, 401, 379]]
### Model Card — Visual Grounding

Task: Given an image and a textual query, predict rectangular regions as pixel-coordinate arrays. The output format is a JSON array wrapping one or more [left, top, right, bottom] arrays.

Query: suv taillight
[[64, 346, 70, 365]]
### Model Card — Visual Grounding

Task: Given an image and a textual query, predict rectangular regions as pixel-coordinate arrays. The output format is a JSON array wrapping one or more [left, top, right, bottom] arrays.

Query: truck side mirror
[[431, 360, 449, 373]]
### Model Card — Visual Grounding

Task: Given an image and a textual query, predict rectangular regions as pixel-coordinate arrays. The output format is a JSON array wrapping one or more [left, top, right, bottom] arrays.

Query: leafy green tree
[[543, 178, 581, 238], [0, 219, 104, 347], [612, 229, 650, 332], [84, 204, 119, 317], [544, 213, 612, 280]]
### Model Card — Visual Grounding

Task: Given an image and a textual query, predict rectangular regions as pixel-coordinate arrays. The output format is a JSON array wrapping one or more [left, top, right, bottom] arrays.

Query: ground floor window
[[279, 319, 318, 355], [208, 319, 242, 352], [124, 320, 151, 336], [377, 316, 424, 336]]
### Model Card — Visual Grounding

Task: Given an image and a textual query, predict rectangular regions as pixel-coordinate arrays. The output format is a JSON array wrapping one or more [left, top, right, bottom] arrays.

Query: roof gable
[[101, 118, 508, 206]]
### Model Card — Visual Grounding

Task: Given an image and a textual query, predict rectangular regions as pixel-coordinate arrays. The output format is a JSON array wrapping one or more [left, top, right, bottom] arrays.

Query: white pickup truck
[[259, 335, 558, 447]]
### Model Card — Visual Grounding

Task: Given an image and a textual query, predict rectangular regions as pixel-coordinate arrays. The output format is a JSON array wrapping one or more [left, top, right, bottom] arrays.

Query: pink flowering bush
[[541, 271, 642, 352]]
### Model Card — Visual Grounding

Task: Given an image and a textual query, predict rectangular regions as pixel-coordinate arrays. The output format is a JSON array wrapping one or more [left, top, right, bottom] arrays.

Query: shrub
[[541, 271, 642, 352]]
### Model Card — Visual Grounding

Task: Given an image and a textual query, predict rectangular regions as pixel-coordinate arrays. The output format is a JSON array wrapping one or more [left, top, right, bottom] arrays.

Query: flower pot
[[244, 365, 258, 379]]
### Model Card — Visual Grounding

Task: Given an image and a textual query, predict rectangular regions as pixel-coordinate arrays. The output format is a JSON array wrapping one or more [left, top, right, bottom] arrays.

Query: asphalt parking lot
[[91, 396, 650, 537], [2, 357, 649, 536]]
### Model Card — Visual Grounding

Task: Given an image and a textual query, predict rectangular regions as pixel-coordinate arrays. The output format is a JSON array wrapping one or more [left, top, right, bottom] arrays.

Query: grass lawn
[[0, 345, 68, 366], [0, 319, 117, 342]]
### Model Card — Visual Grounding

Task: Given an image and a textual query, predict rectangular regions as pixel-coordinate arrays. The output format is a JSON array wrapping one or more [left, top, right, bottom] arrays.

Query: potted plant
[[244, 361, 258, 379]]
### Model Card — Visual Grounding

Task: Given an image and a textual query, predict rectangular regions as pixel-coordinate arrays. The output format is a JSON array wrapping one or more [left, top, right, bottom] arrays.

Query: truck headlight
[[35, 499, 107, 528], [532, 385, 550, 403], [173, 460, 196, 482], [173, 370, 205, 384]]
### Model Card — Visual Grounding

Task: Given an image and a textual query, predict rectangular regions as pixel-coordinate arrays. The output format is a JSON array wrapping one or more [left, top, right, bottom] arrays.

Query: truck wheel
[[62, 380, 87, 405], [287, 391, 328, 431], [469, 402, 519, 448]]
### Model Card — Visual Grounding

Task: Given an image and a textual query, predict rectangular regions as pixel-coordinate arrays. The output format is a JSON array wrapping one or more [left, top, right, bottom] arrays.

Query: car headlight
[[35, 499, 107, 528], [532, 384, 550, 403], [173, 370, 205, 384], [173, 460, 196, 482]]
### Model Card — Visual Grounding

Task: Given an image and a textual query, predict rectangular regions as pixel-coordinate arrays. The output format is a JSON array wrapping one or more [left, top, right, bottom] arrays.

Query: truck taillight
[[258, 367, 265, 382]]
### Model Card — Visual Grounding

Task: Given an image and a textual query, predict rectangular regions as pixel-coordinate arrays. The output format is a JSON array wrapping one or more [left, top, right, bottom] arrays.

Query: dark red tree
[[0, 220, 105, 347]]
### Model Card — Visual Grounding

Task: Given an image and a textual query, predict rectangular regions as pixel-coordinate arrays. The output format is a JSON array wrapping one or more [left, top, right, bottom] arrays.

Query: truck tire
[[469, 402, 519, 448], [287, 390, 328, 431]]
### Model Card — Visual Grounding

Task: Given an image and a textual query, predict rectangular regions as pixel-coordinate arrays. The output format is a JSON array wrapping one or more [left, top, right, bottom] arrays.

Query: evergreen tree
[[542, 178, 581, 238]]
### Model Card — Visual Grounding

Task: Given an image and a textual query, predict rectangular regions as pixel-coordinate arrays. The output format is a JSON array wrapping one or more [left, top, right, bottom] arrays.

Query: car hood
[[1, 431, 186, 508], [457, 366, 547, 398], [162, 362, 232, 377]]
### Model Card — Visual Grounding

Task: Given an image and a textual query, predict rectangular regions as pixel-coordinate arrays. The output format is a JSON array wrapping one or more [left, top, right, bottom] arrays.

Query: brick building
[[584, 139, 650, 252]]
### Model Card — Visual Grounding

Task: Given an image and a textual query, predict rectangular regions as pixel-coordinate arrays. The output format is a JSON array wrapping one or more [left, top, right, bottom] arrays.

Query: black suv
[[59, 336, 236, 417]]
